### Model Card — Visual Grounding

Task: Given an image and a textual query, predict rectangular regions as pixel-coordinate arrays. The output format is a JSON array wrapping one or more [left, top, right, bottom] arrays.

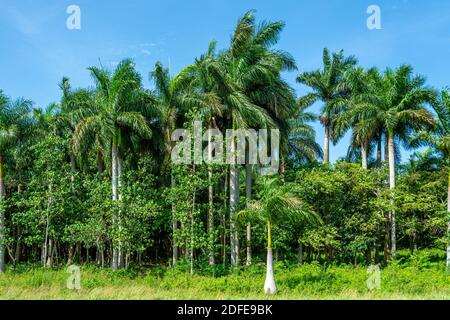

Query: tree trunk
[[229, 138, 240, 267], [171, 172, 178, 267], [384, 133, 389, 165], [361, 142, 368, 169], [324, 126, 330, 164], [190, 164, 196, 275], [377, 134, 382, 167], [208, 167, 215, 266], [245, 161, 252, 266], [388, 133, 396, 257], [70, 152, 76, 187], [0, 156, 5, 272], [111, 142, 119, 271], [264, 220, 277, 294], [222, 170, 228, 266], [96, 149, 104, 174], [298, 242, 303, 265], [117, 154, 124, 269]]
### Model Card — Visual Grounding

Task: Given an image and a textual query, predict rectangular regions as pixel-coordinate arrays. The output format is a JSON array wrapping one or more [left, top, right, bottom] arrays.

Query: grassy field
[[1, 261, 449, 300]]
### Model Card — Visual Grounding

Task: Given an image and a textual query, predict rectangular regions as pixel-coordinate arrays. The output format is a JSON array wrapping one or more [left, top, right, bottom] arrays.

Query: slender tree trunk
[[111, 142, 119, 270], [0, 156, 6, 272], [70, 152, 76, 186], [117, 154, 124, 269], [388, 132, 396, 257], [384, 133, 389, 165], [208, 168, 215, 266], [190, 164, 196, 275], [96, 149, 104, 174], [298, 242, 303, 265], [361, 142, 368, 169], [324, 126, 330, 164], [245, 160, 252, 266], [377, 134, 382, 167], [222, 169, 228, 266], [229, 136, 240, 267], [171, 172, 178, 267], [264, 220, 277, 294]]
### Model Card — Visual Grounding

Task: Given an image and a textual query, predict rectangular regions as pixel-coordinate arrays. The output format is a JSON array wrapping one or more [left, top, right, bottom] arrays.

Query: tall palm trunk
[[222, 169, 228, 265], [208, 168, 215, 266], [0, 156, 5, 272], [117, 155, 124, 268], [323, 125, 330, 164], [171, 171, 178, 267], [388, 132, 396, 257], [245, 160, 252, 266], [111, 142, 119, 270], [190, 163, 196, 275], [264, 220, 276, 294], [207, 129, 215, 266], [377, 134, 382, 167], [229, 137, 240, 267], [361, 142, 368, 169]]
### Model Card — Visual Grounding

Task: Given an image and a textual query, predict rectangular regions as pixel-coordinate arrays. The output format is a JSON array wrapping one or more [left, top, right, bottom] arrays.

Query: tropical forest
[[0, 9, 449, 299]]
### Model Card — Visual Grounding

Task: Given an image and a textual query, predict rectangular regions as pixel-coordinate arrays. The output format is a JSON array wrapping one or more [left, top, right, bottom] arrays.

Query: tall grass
[[1, 254, 449, 300]]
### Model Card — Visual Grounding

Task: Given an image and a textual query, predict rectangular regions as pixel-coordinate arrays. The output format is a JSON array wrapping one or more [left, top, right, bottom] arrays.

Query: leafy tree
[[0, 93, 32, 272], [73, 59, 152, 270], [297, 48, 357, 164], [237, 177, 320, 293]]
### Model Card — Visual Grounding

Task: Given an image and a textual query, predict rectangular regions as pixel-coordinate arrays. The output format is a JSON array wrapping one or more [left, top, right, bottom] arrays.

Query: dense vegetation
[[0, 11, 449, 296]]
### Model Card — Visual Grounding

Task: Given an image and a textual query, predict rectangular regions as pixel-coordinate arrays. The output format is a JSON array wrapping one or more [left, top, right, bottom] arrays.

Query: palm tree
[[0, 92, 33, 272], [73, 59, 152, 270], [336, 68, 384, 169], [354, 65, 436, 257], [205, 10, 296, 266], [287, 103, 323, 168], [297, 48, 357, 164], [237, 177, 320, 293], [409, 89, 450, 269]]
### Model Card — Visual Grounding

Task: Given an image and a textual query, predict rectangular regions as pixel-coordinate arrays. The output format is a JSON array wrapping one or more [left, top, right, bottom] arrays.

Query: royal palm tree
[[237, 177, 320, 293], [0, 92, 33, 272], [287, 103, 323, 167], [353, 65, 436, 256], [409, 89, 450, 269], [205, 10, 297, 266], [297, 48, 357, 164], [73, 59, 152, 270]]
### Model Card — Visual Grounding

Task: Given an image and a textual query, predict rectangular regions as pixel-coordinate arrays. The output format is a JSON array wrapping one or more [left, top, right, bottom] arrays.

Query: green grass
[[1, 261, 450, 300]]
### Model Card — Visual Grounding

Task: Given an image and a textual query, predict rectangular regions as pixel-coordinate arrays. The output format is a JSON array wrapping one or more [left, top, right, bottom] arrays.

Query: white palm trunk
[[208, 129, 215, 266], [171, 172, 178, 267], [245, 162, 252, 266], [111, 142, 119, 270], [361, 142, 368, 169], [323, 126, 330, 164], [388, 134, 396, 257], [117, 155, 124, 268], [229, 138, 240, 266], [264, 221, 277, 294]]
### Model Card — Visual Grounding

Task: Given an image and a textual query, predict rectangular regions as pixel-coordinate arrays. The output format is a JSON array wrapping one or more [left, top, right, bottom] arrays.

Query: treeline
[[0, 10, 449, 274]]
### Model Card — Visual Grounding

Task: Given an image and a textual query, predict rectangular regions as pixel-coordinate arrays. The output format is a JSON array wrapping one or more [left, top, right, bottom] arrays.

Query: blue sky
[[1, 0, 449, 162]]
